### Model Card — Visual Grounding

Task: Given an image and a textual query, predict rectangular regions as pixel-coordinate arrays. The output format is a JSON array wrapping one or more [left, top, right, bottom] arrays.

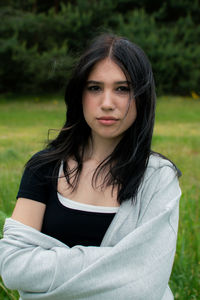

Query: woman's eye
[[87, 86, 101, 92], [116, 86, 130, 93]]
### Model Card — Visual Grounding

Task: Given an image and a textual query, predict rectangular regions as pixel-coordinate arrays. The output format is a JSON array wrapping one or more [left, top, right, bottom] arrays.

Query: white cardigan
[[0, 155, 181, 300]]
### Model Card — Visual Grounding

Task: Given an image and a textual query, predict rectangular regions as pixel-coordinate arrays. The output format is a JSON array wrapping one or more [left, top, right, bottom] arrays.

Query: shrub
[[115, 11, 200, 95], [0, 4, 199, 95]]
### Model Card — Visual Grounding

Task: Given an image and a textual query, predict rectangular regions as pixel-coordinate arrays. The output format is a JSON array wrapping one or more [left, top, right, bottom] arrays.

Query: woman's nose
[[101, 91, 115, 110]]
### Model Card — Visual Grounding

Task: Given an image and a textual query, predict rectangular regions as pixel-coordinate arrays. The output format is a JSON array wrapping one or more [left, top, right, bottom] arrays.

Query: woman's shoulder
[[136, 153, 181, 208], [145, 152, 181, 181], [25, 148, 59, 178], [148, 153, 174, 169]]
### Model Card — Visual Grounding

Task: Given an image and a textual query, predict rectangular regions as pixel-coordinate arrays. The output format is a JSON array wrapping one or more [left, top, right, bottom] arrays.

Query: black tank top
[[17, 155, 119, 247], [42, 194, 117, 247]]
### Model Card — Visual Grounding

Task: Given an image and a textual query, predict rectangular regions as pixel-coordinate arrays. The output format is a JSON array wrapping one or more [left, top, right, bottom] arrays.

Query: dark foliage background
[[0, 0, 200, 95]]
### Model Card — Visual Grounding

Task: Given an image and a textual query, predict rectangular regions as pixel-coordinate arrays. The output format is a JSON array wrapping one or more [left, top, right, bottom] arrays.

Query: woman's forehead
[[87, 58, 127, 82]]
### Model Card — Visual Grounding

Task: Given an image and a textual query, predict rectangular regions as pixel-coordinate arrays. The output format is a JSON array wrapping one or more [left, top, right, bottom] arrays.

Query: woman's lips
[[97, 117, 119, 125]]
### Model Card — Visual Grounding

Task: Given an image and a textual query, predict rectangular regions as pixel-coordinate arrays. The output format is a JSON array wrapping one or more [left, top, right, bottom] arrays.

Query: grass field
[[0, 95, 200, 299]]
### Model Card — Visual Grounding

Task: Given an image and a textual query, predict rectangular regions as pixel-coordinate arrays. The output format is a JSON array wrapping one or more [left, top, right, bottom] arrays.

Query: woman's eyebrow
[[115, 81, 131, 85], [86, 80, 131, 85], [86, 80, 102, 85]]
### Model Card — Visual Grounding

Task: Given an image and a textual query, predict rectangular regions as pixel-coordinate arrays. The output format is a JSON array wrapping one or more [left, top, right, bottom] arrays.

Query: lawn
[[0, 95, 200, 299]]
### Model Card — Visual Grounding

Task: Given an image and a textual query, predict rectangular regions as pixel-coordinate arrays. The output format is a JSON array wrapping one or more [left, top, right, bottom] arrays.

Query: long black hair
[[26, 33, 178, 204]]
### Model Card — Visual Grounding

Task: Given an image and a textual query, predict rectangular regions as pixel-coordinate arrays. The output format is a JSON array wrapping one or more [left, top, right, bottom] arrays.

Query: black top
[[16, 154, 116, 247]]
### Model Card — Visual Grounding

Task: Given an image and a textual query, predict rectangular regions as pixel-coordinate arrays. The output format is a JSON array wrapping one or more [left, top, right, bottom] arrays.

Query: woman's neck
[[84, 135, 121, 163]]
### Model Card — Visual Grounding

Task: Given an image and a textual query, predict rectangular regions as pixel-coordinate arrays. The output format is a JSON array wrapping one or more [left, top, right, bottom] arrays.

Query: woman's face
[[82, 58, 137, 143]]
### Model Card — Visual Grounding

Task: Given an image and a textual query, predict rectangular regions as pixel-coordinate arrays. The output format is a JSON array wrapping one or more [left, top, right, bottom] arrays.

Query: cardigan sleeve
[[0, 164, 181, 300]]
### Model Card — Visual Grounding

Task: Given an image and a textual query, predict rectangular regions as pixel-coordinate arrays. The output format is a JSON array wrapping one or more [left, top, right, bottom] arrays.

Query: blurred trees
[[0, 0, 199, 95]]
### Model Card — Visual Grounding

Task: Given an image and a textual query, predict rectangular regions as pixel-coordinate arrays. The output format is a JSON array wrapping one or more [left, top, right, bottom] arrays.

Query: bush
[[0, 2, 118, 93], [0, 3, 199, 95], [0, 35, 75, 93], [115, 11, 200, 95]]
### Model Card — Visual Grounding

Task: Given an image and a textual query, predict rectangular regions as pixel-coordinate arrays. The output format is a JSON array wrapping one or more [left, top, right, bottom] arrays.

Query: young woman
[[0, 34, 181, 299]]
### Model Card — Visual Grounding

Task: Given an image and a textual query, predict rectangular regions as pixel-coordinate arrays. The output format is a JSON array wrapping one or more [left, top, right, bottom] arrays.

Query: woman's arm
[[11, 198, 46, 231], [12, 153, 49, 231], [0, 164, 181, 299]]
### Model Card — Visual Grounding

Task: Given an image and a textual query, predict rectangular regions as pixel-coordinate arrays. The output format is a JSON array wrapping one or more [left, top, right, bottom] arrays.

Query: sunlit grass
[[152, 96, 200, 300], [0, 95, 200, 299]]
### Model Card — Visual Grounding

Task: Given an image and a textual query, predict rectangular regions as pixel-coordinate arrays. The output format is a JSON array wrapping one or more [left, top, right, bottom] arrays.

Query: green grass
[[0, 95, 200, 299]]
